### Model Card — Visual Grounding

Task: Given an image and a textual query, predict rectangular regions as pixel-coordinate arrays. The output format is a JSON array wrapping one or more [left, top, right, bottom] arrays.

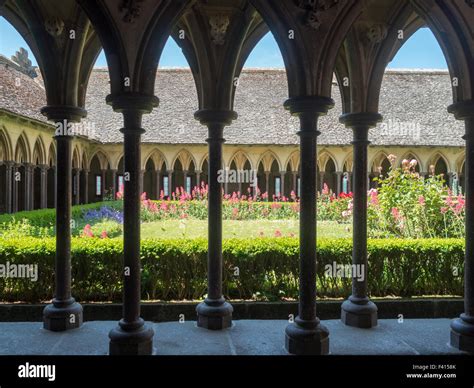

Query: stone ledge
[[0, 298, 463, 322]]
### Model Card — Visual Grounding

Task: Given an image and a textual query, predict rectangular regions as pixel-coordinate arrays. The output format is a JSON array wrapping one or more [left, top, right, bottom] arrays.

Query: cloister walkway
[[0, 319, 467, 356]]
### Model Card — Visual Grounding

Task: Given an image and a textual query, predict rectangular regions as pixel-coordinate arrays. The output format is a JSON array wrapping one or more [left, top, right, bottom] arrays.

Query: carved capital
[[366, 23, 388, 44], [119, 0, 143, 23], [295, 0, 340, 30], [209, 14, 230, 45], [45, 17, 64, 37]]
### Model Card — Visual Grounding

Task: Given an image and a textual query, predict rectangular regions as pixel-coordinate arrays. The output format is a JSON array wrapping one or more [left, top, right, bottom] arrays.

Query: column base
[[43, 298, 83, 331], [450, 314, 474, 353], [341, 298, 378, 328], [285, 317, 329, 355], [196, 298, 233, 330], [109, 318, 154, 355]]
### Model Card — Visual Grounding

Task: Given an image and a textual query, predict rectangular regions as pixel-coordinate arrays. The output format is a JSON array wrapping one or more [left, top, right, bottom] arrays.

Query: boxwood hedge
[[0, 237, 464, 302]]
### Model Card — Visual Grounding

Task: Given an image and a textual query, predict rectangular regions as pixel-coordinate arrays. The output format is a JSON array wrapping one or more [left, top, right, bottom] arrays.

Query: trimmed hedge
[[0, 237, 464, 303]]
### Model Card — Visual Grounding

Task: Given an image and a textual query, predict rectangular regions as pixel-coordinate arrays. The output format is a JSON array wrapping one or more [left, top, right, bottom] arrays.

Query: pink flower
[[391, 207, 401, 220], [418, 195, 425, 206], [82, 224, 93, 238], [322, 183, 329, 195], [141, 192, 147, 201], [100, 230, 108, 239], [274, 230, 282, 237], [368, 189, 379, 206], [232, 207, 239, 219], [441, 207, 449, 214]]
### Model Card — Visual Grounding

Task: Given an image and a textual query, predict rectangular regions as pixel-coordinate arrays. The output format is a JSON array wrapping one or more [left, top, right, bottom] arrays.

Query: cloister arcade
[[0, 121, 466, 211], [0, 0, 473, 356]]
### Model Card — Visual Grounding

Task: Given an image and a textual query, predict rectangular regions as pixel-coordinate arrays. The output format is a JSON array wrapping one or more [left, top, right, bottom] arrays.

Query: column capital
[[284, 96, 334, 116], [41, 105, 87, 122], [448, 100, 474, 120], [194, 110, 237, 127], [339, 112, 383, 129], [335, 171, 343, 176], [106, 93, 159, 114]]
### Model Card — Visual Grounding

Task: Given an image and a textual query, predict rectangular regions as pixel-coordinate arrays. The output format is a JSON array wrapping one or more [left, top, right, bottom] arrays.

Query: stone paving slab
[[0, 319, 468, 355]]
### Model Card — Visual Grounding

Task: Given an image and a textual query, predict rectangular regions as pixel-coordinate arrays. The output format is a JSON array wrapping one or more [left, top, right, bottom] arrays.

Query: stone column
[[340, 112, 382, 328], [82, 169, 89, 204], [292, 171, 298, 196], [101, 169, 107, 199], [73, 168, 81, 206], [12, 164, 18, 214], [224, 167, 229, 195], [167, 170, 173, 197], [195, 170, 201, 188], [283, 96, 334, 355], [335, 171, 343, 196], [110, 169, 117, 200], [40, 164, 48, 209], [41, 106, 84, 331], [183, 170, 188, 193], [319, 171, 325, 192], [155, 170, 161, 198], [195, 109, 236, 330], [107, 93, 157, 355], [5, 161, 13, 213], [448, 100, 474, 352], [447, 172, 454, 188], [280, 171, 286, 197], [25, 163, 34, 211], [264, 171, 270, 199]]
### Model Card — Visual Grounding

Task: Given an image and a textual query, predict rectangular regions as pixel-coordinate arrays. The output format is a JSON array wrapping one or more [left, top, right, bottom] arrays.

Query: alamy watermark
[[0, 261, 38, 282], [217, 168, 258, 188], [324, 261, 365, 282], [54, 119, 97, 138], [379, 119, 422, 141]]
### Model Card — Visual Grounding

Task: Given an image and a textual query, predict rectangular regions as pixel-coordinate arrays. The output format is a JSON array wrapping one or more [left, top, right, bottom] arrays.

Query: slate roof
[[0, 55, 465, 147]]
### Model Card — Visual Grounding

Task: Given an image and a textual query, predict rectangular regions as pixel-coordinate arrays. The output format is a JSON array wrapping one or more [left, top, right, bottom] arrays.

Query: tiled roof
[[0, 57, 464, 147]]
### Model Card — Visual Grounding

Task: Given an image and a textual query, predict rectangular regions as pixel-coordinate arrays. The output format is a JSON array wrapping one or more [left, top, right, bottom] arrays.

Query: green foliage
[[0, 237, 464, 303], [368, 161, 464, 238]]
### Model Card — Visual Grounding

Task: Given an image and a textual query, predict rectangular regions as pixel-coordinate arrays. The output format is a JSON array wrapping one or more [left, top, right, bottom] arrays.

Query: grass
[[140, 219, 351, 239]]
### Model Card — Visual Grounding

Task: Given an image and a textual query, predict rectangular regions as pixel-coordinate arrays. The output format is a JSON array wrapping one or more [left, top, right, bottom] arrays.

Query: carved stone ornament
[[119, 0, 143, 23], [295, 0, 339, 30], [11, 48, 37, 78], [366, 23, 388, 44], [44, 17, 64, 36], [209, 14, 230, 45]]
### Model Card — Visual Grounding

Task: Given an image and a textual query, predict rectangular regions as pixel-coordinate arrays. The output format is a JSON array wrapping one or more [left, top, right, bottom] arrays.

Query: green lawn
[[140, 219, 351, 239]]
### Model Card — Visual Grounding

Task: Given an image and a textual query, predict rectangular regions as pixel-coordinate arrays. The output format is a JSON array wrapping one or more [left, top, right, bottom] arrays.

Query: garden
[[0, 157, 466, 303]]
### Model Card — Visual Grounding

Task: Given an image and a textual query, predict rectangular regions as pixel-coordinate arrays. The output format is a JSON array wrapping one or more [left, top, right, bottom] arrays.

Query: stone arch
[[318, 150, 339, 172], [399, 151, 422, 172], [228, 150, 253, 171], [14, 133, 31, 163], [428, 152, 450, 178], [0, 126, 14, 162], [370, 151, 391, 174], [72, 147, 81, 169], [143, 148, 167, 171], [32, 136, 47, 165], [171, 149, 196, 172], [342, 152, 353, 173], [285, 151, 299, 172], [89, 149, 110, 170], [48, 143, 56, 167], [257, 150, 282, 172]]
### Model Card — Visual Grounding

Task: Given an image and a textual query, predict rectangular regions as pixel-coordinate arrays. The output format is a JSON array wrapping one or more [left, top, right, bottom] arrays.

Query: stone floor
[[0, 319, 468, 355]]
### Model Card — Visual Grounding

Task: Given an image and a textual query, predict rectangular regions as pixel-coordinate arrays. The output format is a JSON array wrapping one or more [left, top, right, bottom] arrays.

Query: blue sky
[[0, 17, 448, 69]]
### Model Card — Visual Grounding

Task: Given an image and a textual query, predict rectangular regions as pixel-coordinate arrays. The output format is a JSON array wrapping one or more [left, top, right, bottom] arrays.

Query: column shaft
[[195, 109, 235, 330], [339, 113, 381, 328]]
